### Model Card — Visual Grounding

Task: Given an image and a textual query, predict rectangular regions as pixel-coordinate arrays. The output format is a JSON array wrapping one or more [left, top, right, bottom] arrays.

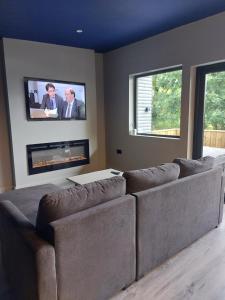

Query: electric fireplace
[[27, 139, 89, 175]]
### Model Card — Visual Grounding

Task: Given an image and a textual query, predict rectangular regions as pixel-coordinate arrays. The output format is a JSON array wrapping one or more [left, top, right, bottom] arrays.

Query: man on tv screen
[[62, 88, 85, 119], [41, 83, 63, 118]]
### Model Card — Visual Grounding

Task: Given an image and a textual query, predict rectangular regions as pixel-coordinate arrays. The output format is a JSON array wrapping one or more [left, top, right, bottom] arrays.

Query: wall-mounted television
[[24, 77, 86, 120]]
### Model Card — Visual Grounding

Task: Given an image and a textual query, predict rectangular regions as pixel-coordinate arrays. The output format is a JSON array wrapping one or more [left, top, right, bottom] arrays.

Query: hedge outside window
[[134, 67, 182, 137]]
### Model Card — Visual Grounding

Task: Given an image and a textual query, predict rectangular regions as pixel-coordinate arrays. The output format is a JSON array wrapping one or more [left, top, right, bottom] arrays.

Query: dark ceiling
[[0, 0, 225, 52]]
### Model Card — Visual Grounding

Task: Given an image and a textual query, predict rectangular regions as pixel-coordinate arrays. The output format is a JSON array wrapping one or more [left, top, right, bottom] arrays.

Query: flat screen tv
[[24, 77, 86, 120]]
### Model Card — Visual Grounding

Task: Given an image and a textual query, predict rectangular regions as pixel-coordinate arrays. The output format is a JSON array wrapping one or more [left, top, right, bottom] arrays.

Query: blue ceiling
[[0, 0, 225, 52]]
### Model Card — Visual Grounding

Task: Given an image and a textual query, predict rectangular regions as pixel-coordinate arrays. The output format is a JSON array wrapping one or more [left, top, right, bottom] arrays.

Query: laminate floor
[[1, 210, 225, 300]]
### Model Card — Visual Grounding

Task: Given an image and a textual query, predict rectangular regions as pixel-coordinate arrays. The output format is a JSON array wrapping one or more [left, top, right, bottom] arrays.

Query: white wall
[[104, 11, 225, 171], [3, 38, 105, 188]]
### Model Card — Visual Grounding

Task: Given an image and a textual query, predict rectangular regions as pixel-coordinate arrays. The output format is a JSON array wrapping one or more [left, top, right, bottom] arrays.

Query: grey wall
[[0, 41, 13, 192], [104, 11, 225, 171], [3, 38, 105, 188], [95, 53, 106, 169]]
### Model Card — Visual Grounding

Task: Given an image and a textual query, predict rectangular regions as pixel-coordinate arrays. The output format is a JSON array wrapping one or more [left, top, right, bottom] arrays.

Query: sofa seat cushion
[[0, 184, 60, 225], [36, 176, 126, 234], [123, 163, 180, 194], [173, 156, 215, 178]]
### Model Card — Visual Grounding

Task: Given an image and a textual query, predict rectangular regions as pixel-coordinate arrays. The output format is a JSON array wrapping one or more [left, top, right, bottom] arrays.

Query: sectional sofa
[[0, 158, 224, 300]]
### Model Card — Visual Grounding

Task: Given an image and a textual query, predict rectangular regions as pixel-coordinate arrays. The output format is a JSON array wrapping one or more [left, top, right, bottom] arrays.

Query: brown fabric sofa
[[0, 178, 136, 300]]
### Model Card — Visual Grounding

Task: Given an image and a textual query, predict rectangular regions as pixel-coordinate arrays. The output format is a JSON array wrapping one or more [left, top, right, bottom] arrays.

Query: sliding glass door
[[193, 63, 225, 159]]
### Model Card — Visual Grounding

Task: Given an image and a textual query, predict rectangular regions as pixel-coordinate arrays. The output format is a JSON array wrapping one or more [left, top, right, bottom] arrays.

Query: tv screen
[[24, 78, 86, 120]]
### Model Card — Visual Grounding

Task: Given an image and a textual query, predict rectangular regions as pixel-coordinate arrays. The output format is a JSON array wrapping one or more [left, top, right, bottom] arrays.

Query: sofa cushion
[[173, 156, 215, 178], [123, 163, 180, 194], [36, 176, 126, 235], [0, 184, 60, 226]]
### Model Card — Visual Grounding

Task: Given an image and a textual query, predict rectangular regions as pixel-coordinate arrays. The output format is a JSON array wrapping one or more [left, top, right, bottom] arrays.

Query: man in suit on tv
[[62, 88, 85, 120], [41, 83, 63, 118]]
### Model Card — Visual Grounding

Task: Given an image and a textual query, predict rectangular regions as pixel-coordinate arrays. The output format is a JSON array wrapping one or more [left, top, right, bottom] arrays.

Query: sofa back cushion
[[173, 156, 214, 178], [123, 163, 180, 194], [36, 176, 126, 235]]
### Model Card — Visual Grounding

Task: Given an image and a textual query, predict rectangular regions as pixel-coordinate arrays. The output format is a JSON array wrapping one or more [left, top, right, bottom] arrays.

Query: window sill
[[129, 133, 181, 140]]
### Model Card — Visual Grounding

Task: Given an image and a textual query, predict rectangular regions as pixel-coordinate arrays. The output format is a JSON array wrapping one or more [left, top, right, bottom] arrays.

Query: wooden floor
[[1, 209, 225, 300]]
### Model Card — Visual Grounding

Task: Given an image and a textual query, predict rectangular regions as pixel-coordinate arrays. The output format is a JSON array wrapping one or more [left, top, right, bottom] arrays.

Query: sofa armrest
[[0, 200, 57, 300], [49, 195, 136, 300]]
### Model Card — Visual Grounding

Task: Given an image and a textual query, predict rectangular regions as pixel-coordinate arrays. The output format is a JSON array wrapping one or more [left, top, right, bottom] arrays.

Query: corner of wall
[[95, 53, 106, 169], [0, 39, 14, 191]]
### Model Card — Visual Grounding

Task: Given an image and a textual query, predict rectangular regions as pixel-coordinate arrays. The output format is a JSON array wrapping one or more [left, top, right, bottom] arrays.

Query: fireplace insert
[[27, 139, 89, 175]]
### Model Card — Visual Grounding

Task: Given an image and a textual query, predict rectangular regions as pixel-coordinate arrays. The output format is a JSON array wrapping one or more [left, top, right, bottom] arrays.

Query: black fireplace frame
[[27, 139, 89, 175]]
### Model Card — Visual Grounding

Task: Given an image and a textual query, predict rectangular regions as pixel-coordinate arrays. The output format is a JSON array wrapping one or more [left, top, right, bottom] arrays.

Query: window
[[134, 67, 182, 137], [193, 62, 225, 158]]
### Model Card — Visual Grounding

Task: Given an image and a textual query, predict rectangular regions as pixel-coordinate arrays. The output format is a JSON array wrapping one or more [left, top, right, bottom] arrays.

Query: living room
[[1, 1, 225, 300]]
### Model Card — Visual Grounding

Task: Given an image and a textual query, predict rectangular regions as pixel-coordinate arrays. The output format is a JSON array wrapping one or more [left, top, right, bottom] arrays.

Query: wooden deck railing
[[203, 130, 225, 148], [152, 128, 180, 136], [153, 129, 225, 149]]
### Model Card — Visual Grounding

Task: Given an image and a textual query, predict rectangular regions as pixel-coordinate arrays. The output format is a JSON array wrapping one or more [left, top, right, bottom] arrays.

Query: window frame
[[192, 62, 225, 159], [133, 66, 182, 138]]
